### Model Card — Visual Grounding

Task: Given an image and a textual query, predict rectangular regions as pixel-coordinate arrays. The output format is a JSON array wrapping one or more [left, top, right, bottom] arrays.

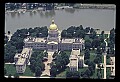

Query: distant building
[[14, 48, 32, 73]]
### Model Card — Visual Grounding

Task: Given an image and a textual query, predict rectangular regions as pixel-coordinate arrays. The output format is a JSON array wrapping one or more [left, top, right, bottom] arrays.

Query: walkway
[[5, 62, 15, 64], [41, 51, 54, 76], [103, 53, 107, 79]]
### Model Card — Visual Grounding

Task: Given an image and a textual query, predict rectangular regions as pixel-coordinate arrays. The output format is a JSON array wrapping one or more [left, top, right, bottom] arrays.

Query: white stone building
[[69, 49, 85, 72], [14, 19, 85, 73], [24, 19, 84, 52], [14, 48, 32, 73], [110, 57, 115, 76]]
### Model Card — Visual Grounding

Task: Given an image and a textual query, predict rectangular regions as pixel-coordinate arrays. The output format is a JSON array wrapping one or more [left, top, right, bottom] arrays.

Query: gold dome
[[49, 20, 58, 30]]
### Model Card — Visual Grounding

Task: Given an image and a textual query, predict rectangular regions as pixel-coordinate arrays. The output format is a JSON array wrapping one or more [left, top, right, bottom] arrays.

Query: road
[[103, 53, 107, 79]]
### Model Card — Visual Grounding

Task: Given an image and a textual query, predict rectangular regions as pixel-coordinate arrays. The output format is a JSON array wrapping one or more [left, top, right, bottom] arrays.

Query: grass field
[[106, 68, 111, 79], [102, 55, 104, 63], [90, 69, 104, 79], [56, 70, 66, 77], [4, 64, 16, 76], [106, 57, 110, 65], [90, 53, 96, 61], [4, 64, 34, 76]]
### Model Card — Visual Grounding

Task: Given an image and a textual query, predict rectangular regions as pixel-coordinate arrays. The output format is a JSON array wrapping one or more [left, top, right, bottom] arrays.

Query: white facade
[[14, 48, 32, 73], [15, 19, 85, 73], [23, 20, 84, 52]]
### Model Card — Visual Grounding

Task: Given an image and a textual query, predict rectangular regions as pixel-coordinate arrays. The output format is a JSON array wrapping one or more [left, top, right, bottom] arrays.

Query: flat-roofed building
[[16, 19, 85, 73], [110, 57, 115, 76], [24, 20, 84, 52], [14, 48, 32, 73], [69, 54, 78, 71]]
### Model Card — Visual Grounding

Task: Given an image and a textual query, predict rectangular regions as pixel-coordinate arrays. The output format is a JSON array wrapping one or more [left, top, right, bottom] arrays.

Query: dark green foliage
[[29, 50, 45, 76]]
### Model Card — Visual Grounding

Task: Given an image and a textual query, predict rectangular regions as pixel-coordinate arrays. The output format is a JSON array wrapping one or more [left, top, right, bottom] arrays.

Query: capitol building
[[24, 19, 85, 51], [14, 19, 85, 73]]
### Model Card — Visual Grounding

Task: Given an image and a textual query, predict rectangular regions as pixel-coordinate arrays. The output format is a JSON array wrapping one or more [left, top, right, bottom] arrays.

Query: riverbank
[[5, 4, 116, 14]]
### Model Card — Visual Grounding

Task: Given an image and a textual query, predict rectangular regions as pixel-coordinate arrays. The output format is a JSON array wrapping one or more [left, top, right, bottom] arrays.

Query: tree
[[84, 68, 91, 78], [92, 38, 100, 48], [4, 43, 16, 63], [4, 36, 9, 44], [90, 30, 96, 39], [35, 66, 41, 77], [66, 70, 80, 78], [14, 73, 19, 78], [101, 31, 104, 35], [90, 28, 94, 34], [96, 46, 102, 55], [85, 40, 91, 49], [79, 25, 83, 30], [101, 42, 106, 52], [44, 51, 48, 57], [8, 31, 10, 35], [61, 30, 67, 38], [109, 28, 115, 44], [84, 59, 90, 65], [85, 27, 90, 33], [8, 74, 12, 78], [94, 56, 101, 64], [4, 68, 7, 75], [66, 70, 73, 78], [53, 51, 58, 58], [72, 71, 80, 78], [84, 49, 90, 60], [100, 35, 104, 43], [50, 65, 57, 77]]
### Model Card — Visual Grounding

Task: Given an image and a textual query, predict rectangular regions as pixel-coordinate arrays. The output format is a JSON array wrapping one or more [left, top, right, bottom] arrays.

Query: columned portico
[[47, 41, 58, 51]]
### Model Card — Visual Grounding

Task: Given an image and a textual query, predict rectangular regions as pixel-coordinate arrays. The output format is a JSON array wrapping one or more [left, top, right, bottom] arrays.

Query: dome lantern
[[49, 19, 58, 30]]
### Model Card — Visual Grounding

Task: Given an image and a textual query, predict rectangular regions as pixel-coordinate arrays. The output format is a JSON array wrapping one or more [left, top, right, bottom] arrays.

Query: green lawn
[[56, 70, 66, 77], [4, 64, 16, 76], [90, 53, 96, 61], [64, 50, 71, 56], [106, 68, 111, 79], [90, 50, 96, 53], [19, 66, 34, 76], [102, 55, 104, 63], [90, 69, 104, 79], [106, 57, 110, 65], [4, 64, 34, 76], [90, 69, 97, 79], [78, 67, 87, 73], [56, 68, 69, 78]]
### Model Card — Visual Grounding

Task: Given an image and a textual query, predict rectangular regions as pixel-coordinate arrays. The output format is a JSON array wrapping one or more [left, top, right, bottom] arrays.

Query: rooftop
[[71, 49, 80, 56], [61, 39, 74, 43], [15, 48, 32, 65], [70, 58, 78, 67], [35, 38, 46, 43], [24, 37, 46, 43], [16, 57, 26, 65], [61, 38, 84, 43], [47, 41, 58, 44]]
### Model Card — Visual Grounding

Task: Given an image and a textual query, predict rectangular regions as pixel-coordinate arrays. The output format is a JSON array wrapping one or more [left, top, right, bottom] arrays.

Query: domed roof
[[49, 20, 58, 30]]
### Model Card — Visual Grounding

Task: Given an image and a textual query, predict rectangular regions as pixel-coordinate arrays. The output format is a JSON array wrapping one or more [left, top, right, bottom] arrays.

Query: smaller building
[[69, 53, 78, 71], [69, 49, 86, 71], [14, 48, 32, 73], [110, 57, 115, 76]]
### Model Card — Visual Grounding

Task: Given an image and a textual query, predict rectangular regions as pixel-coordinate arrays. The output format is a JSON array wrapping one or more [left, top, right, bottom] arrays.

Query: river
[[5, 8, 116, 34]]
